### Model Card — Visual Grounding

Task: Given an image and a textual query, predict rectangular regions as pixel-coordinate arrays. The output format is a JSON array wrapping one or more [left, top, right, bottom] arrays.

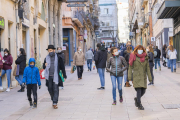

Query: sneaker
[[138, 103, 144, 110], [0, 87, 3, 91], [174, 69, 176, 72], [59, 87, 64, 90], [33, 102, 37, 108], [159, 67, 161, 71], [168, 67, 171, 69], [134, 98, 138, 107], [29, 101, 33, 107], [97, 87, 105, 90], [148, 83, 152, 85], [155, 69, 157, 71], [6, 88, 10, 92], [120, 96, 123, 103], [112, 101, 116, 105]]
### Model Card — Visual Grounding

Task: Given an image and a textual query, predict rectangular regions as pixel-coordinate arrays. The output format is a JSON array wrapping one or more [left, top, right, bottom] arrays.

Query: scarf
[[44, 53, 59, 84], [129, 53, 147, 66]]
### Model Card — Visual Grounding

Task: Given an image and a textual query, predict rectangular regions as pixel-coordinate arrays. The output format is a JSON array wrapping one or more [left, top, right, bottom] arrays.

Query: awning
[[157, 1, 180, 19]]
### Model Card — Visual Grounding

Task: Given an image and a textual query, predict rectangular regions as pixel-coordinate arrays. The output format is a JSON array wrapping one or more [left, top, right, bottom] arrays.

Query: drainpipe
[[15, 0, 20, 57]]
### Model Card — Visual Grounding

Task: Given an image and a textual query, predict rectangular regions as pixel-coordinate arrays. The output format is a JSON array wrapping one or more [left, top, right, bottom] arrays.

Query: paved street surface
[[1, 66, 180, 120]]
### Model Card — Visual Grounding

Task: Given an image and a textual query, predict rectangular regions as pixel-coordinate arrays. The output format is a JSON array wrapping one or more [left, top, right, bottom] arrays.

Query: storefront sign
[[136, 29, 139, 33], [84, 30, 87, 39], [62, 46, 66, 50], [151, 37, 155, 41], [67, 4, 86, 7], [63, 37, 68, 41], [67, 0, 88, 2], [138, 22, 143, 26], [79, 35, 83, 41], [0, 17, 5, 29]]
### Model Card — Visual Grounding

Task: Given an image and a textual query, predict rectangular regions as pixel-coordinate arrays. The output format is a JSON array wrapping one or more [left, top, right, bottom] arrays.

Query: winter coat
[[147, 52, 154, 67], [15, 55, 26, 75], [94, 46, 107, 68], [168, 49, 177, 60], [162, 47, 166, 58], [85, 50, 94, 60], [166, 47, 170, 59], [128, 56, 152, 88], [3, 54, 13, 70], [73, 51, 85, 66], [120, 45, 134, 57], [107, 52, 113, 63], [43, 54, 67, 84], [57, 52, 65, 64], [106, 55, 128, 77], [23, 58, 41, 86], [154, 49, 161, 59], [124, 50, 132, 66]]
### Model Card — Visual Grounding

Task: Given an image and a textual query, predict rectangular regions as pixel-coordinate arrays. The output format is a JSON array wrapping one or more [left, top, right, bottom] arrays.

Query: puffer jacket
[[85, 50, 94, 60], [147, 51, 154, 67], [107, 52, 113, 63], [73, 51, 85, 66], [106, 55, 128, 77], [94, 46, 107, 68], [23, 58, 41, 86]]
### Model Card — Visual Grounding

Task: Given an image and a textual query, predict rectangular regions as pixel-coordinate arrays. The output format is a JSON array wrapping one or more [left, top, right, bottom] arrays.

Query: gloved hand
[[39, 86, 41, 89]]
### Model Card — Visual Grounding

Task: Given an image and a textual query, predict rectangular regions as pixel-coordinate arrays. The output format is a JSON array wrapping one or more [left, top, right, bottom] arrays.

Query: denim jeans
[[15, 75, 23, 85], [87, 59, 92, 71], [0, 69, 12, 88], [170, 59, 176, 72], [123, 69, 127, 83], [154, 58, 161, 69], [167, 58, 171, 68], [111, 76, 123, 101], [98, 68, 105, 87]]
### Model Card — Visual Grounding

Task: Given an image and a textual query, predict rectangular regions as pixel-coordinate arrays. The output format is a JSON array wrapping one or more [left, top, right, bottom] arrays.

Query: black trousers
[[135, 88, 146, 103], [58, 78, 63, 87], [47, 76, 59, 104], [77, 66, 83, 78], [27, 84, 37, 103], [150, 66, 154, 84]]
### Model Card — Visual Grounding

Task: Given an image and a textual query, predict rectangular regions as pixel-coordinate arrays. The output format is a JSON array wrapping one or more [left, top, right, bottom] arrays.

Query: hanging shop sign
[[79, 35, 83, 41], [67, 4, 86, 7], [151, 37, 155, 41], [136, 29, 139, 33], [0, 17, 5, 29], [62, 46, 66, 50], [67, 0, 88, 2]]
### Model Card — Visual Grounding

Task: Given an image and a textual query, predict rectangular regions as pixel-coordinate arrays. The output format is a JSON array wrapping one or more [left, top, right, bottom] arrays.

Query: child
[[22, 58, 41, 108]]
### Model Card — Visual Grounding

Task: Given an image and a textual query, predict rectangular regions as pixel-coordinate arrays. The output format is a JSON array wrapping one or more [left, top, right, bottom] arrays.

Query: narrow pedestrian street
[[0, 66, 180, 120]]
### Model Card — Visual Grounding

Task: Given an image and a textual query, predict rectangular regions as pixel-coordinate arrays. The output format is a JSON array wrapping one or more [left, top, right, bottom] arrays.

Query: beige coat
[[73, 51, 85, 66]]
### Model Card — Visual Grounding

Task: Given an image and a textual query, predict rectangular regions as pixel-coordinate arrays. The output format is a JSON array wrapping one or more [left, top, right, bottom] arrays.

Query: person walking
[[106, 47, 128, 105], [73, 46, 85, 80], [15, 48, 26, 92], [0, 49, 13, 92], [128, 45, 152, 110], [43, 45, 67, 109], [124, 46, 133, 87], [85, 48, 94, 71], [146, 46, 154, 85], [168, 45, 177, 72], [166, 45, 171, 69], [94, 43, 107, 90], [107, 47, 113, 63], [56, 47, 67, 90], [154, 46, 161, 71], [162, 45, 167, 67], [22, 58, 41, 108]]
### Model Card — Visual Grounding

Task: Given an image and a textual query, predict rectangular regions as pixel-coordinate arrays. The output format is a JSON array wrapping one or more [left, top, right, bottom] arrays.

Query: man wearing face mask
[[43, 45, 67, 109], [57, 47, 65, 64], [73, 46, 85, 80]]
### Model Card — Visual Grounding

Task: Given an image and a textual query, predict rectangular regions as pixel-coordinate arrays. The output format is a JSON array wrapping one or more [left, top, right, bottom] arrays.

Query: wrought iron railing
[[73, 10, 84, 26]]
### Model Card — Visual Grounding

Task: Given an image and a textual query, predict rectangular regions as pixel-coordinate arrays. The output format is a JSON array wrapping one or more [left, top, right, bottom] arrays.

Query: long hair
[[4, 48, 11, 55], [133, 45, 146, 54], [148, 45, 154, 54], [19, 48, 26, 55], [126, 46, 132, 53], [163, 44, 167, 49], [169, 45, 174, 52]]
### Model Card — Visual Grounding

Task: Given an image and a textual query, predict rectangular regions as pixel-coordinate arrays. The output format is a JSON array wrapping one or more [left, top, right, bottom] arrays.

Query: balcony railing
[[72, 10, 84, 27], [80, 10, 87, 24], [87, 13, 94, 28]]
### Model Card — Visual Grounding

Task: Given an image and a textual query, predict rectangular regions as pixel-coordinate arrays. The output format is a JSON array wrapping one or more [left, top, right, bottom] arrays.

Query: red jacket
[[3, 54, 13, 70]]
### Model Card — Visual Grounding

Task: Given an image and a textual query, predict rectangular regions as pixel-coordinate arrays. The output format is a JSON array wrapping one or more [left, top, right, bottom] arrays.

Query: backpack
[[154, 51, 157, 57]]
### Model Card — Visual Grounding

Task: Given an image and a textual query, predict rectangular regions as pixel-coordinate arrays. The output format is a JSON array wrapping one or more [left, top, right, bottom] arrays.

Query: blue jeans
[[167, 58, 171, 68], [87, 59, 92, 71], [98, 68, 105, 87], [154, 58, 161, 69], [15, 75, 23, 85], [111, 76, 123, 101], [170, 59, 176, 72], [0, 69, 12, 88], [123, 69, 127, 83]]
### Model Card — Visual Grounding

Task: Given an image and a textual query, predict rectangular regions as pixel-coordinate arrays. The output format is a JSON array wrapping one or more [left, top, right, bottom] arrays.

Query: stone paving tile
[[2, 66, 180, 120]]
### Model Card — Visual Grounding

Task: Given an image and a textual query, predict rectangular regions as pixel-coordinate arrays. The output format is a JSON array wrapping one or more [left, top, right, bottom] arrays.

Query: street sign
[[138, 22, 143, 26], [95, 31, 99, 35], [67, 0, 88, 2], [67, 4, 86, 7], [0, 17, 5, 29], [151, 37, 155, 41]]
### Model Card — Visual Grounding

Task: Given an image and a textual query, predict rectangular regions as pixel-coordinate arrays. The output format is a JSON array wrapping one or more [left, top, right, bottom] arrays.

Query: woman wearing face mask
[[106, 47, 128, 105], [0, 49, 13, 92], [15, 48, 26, 92], [128, 45, 152, 110], [146, 46, 154, 85]]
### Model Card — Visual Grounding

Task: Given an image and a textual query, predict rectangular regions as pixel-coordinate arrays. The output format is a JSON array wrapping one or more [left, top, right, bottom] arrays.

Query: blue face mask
[[30, 65, 35, 68]]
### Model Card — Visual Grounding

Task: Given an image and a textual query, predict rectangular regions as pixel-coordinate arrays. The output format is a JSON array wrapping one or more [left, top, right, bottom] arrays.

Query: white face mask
[[57, 50, 61, 53], [79, 49, 82, 52], [114, 51, 119, 56], [138, 50, 143, 55], [146, 49, 149, 52]]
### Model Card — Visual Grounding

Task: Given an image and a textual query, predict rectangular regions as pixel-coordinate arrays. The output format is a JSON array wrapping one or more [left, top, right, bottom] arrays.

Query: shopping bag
[[71, 66, 76, 74], [13, 65, 17, 76], [59, 70, 65, 82], [93, 63, 95, 70]]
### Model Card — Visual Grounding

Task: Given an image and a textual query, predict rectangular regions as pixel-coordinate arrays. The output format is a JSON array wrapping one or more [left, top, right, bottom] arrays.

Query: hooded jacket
[[15, 55, 26, 75], [94, 46, 107, 68], [23, 58, 41, 86], [57, 51, 65, 64]]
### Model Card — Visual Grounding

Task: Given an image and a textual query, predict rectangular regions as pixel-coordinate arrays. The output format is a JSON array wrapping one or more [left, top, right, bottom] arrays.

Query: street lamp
[[136, 12, 139, 18]]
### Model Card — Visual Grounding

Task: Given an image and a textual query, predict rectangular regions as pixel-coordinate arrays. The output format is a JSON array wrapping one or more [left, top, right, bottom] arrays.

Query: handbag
[[13, 65, 17, 76], [59, 70, 64, 82]]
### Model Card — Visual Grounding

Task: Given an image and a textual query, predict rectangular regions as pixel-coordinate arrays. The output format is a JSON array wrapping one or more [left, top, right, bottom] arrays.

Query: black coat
[[147, 52, 154, 67], [15, 55, 26, 75], [57, 52, 65, 64], [43, 54, 67, 86], [162, 47, 166, 58], [154, 49, 161, 59], [94, 46, 107, 68]]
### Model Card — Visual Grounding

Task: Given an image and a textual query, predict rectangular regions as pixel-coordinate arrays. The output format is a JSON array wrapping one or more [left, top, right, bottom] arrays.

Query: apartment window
[[102, 22, 105, 26], [104, 8, 108, 14], [106, 22, 109, 26]]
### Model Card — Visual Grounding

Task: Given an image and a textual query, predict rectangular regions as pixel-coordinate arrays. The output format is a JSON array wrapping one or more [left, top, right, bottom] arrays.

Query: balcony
[[62, 11, 72, 18], [72, 10, 84, 28], [142, 15, 149, 28], [80, 10, 87, 24], [87, 13, 94, 29]]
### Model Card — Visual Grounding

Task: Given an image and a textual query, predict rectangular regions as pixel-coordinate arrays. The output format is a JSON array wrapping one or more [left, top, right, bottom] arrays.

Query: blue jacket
[[23, 58, 41, 86]]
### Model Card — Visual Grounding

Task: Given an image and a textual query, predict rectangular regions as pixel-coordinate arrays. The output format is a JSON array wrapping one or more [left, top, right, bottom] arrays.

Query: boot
[[21, 85, 25, 92], [29, 101, 33, 107], [125, 82, 131, 87], [134, 97, 138, 107], [33, 102, 37, 108], [17, 86, 22, 92], [174, 69, 176, 72], [137, 102, 144, 110]]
